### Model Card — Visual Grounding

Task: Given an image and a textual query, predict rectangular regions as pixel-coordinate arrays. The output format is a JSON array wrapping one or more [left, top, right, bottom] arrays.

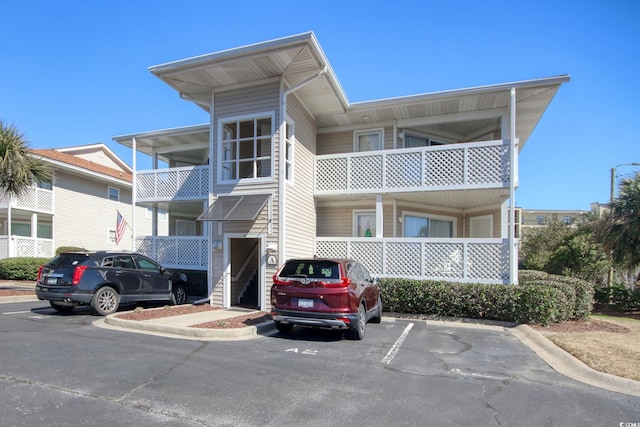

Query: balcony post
[[375, 194, 383, 238], [509, 88, 518, 285]]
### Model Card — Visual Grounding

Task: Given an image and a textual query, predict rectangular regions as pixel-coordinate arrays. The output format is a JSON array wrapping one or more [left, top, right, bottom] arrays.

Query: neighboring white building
[[114, 32, 569, 310], [0, 144, 161, 259]]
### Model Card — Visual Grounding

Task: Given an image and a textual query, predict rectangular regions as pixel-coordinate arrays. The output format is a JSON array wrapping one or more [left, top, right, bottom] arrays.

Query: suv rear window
[[47, 253, 91, 267], [279, 260, 340, 279]]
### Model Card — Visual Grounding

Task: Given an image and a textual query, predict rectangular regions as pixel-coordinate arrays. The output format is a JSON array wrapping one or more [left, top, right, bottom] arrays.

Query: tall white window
[[220, 114, 273, 182], [403, 212, 455, 238], [285, 120, 295, 182], [354, 129, 384, 152], [353, 210, 376, 237]]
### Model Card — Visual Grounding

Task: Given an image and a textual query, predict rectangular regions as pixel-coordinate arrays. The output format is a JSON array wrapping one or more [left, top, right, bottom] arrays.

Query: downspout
[[509, 88, 518, 285], [280, 65, 329, 261]]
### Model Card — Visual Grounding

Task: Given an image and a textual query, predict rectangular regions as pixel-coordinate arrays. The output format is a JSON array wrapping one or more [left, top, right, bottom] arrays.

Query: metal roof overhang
[[197, 194, 270, 221], [148, 32, 350, 118]]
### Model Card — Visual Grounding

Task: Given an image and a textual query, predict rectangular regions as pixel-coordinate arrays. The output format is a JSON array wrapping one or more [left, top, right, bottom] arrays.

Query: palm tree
[[601, 171, 640, 274], [0, 121, 52, 197]]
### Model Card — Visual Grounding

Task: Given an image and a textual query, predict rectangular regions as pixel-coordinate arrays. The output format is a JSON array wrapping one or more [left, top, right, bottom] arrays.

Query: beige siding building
[[0, 144, 157, 259], [114, 32, 569, 311]]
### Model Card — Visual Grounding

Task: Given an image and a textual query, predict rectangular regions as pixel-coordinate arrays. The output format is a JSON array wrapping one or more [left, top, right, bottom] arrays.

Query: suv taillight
[[71, 266, 88, 285], [273, 275, 292, 286], [323, 277, 351, 288], [36, 265, 44, 282]]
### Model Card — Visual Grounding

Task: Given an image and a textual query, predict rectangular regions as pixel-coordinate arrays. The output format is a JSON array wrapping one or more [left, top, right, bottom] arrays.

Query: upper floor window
[[285, 120, 295, 182], [37, 180, 53, 190], [562, 215, 572, 225], [219, 114, 273, 182], [536, 216, 545, 225], [354, 129, 383, 152], [146, 207, 168, 221], [108, 186, 120, 202]]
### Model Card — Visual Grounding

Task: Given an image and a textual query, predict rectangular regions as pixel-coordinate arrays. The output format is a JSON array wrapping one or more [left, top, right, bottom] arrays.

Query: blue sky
[[1, 0, 638, 210]]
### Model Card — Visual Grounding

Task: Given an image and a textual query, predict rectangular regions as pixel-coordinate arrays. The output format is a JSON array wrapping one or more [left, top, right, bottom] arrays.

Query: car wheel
[[49, 301, 75, 313], [170, 284, 187, 305], [90, 287, 120, 316], [371, 294, 382, 324], [347, 303, 366, 340], [275, 321, 294, 334]]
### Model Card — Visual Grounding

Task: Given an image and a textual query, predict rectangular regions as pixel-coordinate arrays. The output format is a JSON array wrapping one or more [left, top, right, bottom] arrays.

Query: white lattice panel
[[467, 145, 509, 184], [16, 188, 37, 210], [135, 238, 155, 255], [156, 172, 177, 199], [37, 240, 54, 257], [36, 189, 54, 212], [424, 149, 464, 186], [349, 242, 383, 276], [386, 152, 422, 188], [176, 239, 206, 266], [176, 169, 204, 198], [0, 239, 8, 259], [315, 240, 348, 258], [468, 243, 509, 281], [386, 242, 421, 277], [16, 238, 36, 257], [137, 174, 156, 199], [316, 158, 347, 191], [349, 156, 383, 190], [424, 243, 465, 278]]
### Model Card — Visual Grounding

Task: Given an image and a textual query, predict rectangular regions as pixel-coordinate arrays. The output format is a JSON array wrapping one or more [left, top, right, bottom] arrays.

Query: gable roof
[[31, 148, 132, 185]]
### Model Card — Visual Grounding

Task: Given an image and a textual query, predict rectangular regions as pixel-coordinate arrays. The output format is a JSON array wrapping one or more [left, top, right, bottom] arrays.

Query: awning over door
[[197, 194, 270, 221]]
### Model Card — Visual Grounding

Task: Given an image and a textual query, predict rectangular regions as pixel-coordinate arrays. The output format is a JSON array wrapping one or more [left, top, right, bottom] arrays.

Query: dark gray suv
[[36, 251, 188, 315]]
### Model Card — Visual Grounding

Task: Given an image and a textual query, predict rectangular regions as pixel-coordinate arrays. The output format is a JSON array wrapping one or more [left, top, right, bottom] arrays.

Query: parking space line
[[382, 322, 414, 364]]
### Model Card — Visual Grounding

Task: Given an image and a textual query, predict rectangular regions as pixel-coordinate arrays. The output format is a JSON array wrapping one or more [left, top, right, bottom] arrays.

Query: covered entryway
[[229, 237, 260, 309]]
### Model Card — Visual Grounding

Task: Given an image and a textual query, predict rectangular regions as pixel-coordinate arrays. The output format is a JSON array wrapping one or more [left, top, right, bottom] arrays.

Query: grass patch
[[539, 315, 640, 381]]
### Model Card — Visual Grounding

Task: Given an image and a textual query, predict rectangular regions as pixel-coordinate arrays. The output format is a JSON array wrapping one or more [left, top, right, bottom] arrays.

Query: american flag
[[115, 211, 128, 245]]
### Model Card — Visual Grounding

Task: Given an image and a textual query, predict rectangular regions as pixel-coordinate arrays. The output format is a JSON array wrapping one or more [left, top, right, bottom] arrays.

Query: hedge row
[[595, 285, 640, 311], [0, 257, 50, 281], [379, 270, 594, 326]]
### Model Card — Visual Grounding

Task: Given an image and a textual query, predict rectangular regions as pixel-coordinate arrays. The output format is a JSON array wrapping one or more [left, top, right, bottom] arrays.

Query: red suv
[[270, 258, 382, 340]]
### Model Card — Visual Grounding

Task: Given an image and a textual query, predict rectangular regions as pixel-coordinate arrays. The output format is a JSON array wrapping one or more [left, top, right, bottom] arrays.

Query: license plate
[[46, 277, 58, 285], [298, 298, 313, 308]]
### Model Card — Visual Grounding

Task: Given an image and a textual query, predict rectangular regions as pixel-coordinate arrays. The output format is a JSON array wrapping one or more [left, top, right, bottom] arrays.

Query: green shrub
[[378, 270, 596, 326], [595, 285, 640, 311], [0, 257, 50, 280], [55, 246, 87, 255]]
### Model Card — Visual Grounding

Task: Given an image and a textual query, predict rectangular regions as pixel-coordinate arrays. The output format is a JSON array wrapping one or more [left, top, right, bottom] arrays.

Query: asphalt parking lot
[[2, 300, 640, 426]]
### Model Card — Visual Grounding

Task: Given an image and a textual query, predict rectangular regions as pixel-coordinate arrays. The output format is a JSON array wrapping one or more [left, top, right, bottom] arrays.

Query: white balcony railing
[[135, 236, 208, 271], [136, 165, 209, 202], [315, 140, 513, 195], [0, 187, 54, 213], [0, 236, 54, 259], [315, 237, 512, 284]]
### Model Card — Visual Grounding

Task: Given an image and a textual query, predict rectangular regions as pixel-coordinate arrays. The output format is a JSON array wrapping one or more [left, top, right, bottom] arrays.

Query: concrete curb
[[103, 314, 276, 340], [509, 324, 640, 397], [0, 295, 39, 303]]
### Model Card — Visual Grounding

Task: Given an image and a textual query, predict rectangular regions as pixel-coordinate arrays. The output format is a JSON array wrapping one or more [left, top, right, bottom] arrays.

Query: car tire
[[371, 294, 382, 324], [90, 286, 120, 316], [170, 283, 187, 305], [49, 301, 75, 313], [347, 303, 366, 340], [275, 321, 294, 334]]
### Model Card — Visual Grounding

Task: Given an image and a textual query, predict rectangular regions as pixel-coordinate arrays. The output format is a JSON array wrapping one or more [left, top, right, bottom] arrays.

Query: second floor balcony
[[315, 139, 515, 196], [0, 186, 54, 214], [136, 165, 209, 202]]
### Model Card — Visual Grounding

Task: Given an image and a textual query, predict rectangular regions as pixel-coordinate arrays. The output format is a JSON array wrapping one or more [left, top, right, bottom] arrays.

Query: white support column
[[509, 88, 518, 285], [375, 194, 383, 238], [31, 212, 37, 238], [131, 137, 137, 252]]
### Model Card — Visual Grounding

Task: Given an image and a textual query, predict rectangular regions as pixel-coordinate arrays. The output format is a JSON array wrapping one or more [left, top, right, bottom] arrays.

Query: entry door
[[228, 237, 261, 309]]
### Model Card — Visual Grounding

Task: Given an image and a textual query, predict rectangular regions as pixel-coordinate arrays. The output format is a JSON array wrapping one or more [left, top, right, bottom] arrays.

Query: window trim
[[284, 118, 295, 184], [353, 209, 376, 237], [354, 128, 384, 152], [401, 129, 452, 148], [108, 228, 117, 244], [217, 112, 275, 184], [401, 210, 457, 238], [107, 186, 120, 202]]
